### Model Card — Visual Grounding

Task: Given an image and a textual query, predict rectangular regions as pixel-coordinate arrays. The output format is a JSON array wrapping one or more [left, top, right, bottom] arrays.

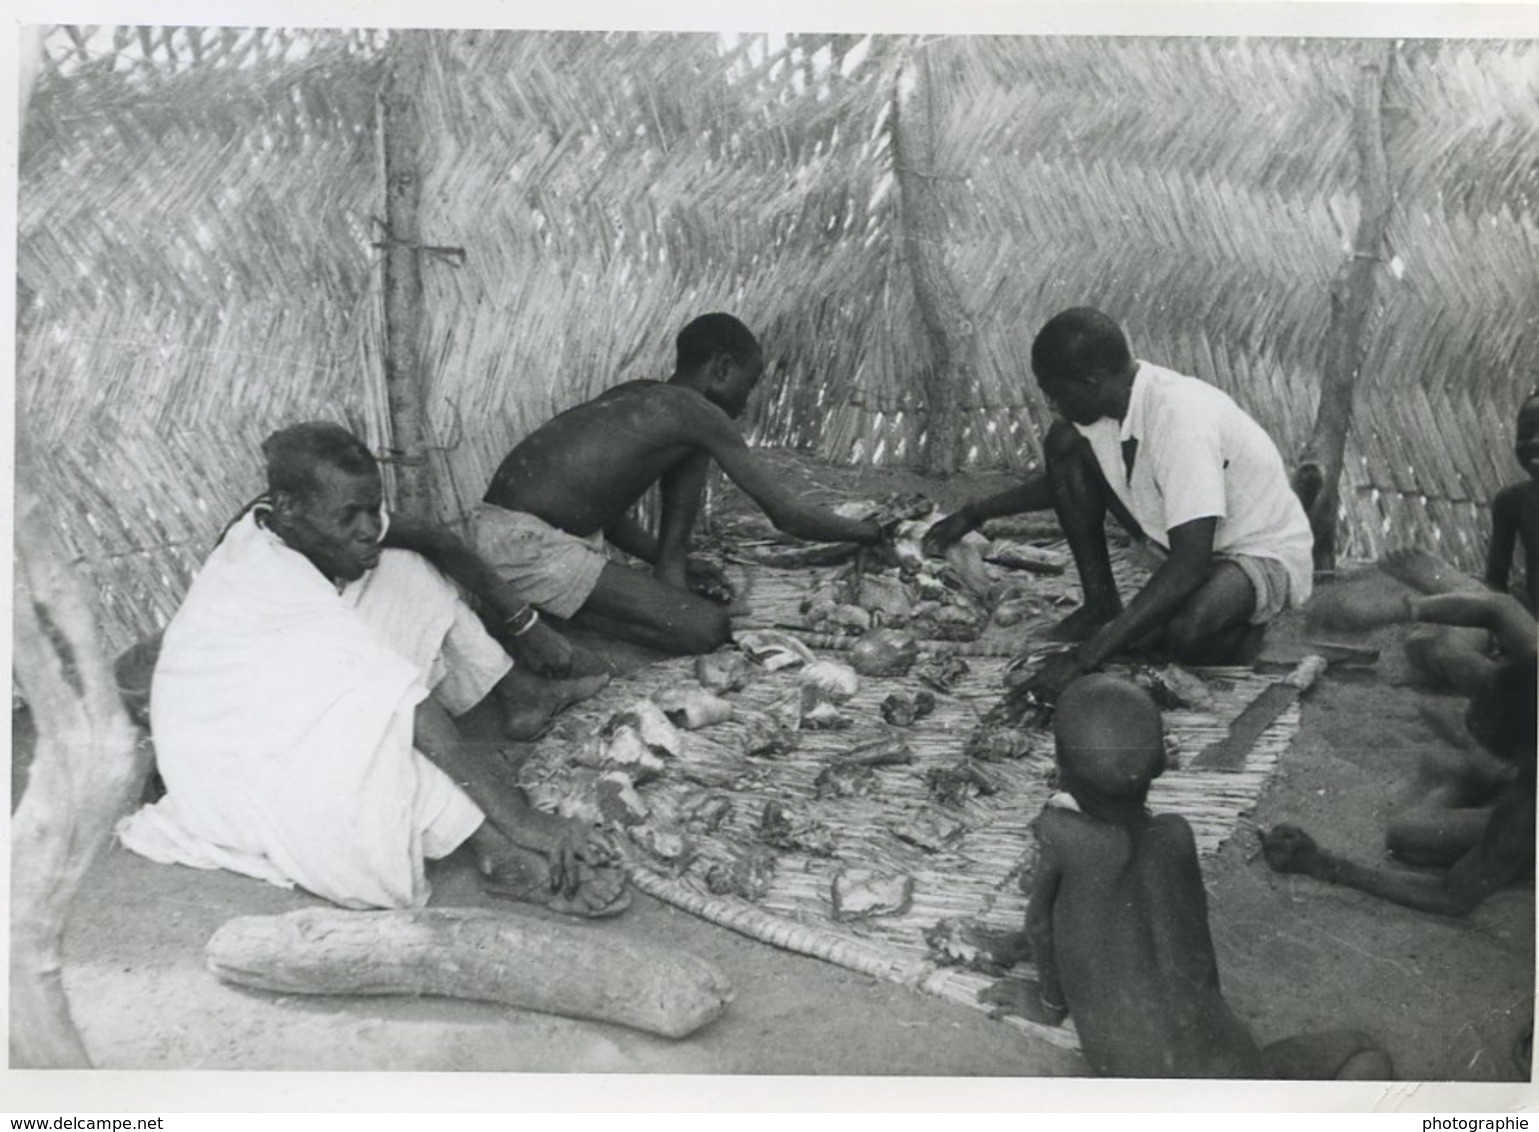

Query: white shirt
[[1073, 361, 1314, 605]]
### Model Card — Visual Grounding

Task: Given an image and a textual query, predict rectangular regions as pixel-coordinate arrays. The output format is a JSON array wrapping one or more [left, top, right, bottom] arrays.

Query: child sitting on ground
[[982, 674, 1393, 1079], [1263, 589, 1536, 917]]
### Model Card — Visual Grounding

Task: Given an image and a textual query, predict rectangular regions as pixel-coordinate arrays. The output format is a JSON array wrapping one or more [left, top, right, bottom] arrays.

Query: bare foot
[[1380, 548, 1484, 596], [1043, 603, 1120, 642], [500, 670, 611, 741]]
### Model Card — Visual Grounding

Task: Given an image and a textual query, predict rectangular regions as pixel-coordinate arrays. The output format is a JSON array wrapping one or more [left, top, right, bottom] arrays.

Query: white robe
[[117, 512, 510, 909]]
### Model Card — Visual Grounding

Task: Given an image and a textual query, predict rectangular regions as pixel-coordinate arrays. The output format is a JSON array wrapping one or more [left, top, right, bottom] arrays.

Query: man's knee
[[695, 604, 733, 653], [671, 602, 732, 655], [1043, 417, 1092, 468], [1163, 607, 1226, 661]]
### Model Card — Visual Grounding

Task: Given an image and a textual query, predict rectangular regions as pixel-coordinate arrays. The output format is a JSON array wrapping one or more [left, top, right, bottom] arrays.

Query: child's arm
[[1411, 591, 1537, 661], [1023, 835, 1068, 1020], [980, 826, 1069, 1026], [1261, 792, 1532, 917], [1484, 487, 1521, 595]]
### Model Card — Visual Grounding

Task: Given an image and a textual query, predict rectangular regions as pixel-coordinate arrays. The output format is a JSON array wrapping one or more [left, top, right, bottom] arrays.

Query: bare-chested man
[[925, 308, 1313, 702], [982, 674, 1392, 1079], [472, 313, 884, 654]]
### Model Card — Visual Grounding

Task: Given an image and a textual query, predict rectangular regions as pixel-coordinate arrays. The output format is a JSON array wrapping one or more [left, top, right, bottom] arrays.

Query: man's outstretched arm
[[698, 410, 881, 545], [923, 474, 1055, 554]]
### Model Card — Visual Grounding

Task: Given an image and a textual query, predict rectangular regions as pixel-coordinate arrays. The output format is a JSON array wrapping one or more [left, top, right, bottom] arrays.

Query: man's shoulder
[[1139, 362, 1232, 412], [1492, 480, 1539, 511]]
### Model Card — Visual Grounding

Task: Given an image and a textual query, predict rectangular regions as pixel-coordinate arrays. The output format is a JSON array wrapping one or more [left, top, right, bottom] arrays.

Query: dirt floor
[[9, 453, 1535, 1107]]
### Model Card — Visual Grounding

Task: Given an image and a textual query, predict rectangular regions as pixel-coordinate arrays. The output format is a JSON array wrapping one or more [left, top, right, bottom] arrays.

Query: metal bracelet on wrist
[[505, 605, 540, 637]]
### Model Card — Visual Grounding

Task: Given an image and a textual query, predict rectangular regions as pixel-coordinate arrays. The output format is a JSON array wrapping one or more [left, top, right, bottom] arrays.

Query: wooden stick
[[11, 455, 146, 1067], [1295, 41, 1395, 570], [379, 30, 434, 519]]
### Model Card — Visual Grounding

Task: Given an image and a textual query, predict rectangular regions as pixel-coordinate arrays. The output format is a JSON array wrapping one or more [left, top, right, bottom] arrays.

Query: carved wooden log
[[206, 907, 735, 1039], [11, 457, 146, 1067], [1296, 42, 1395, 570]]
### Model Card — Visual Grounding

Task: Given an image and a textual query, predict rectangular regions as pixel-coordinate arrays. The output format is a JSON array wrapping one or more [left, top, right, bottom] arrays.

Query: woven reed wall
[[18, 29, 392, 652], [16, 29, 1539, 654]]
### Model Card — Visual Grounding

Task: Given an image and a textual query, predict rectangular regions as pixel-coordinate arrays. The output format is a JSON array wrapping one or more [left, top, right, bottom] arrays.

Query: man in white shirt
[[927, 307, 1313, 697]]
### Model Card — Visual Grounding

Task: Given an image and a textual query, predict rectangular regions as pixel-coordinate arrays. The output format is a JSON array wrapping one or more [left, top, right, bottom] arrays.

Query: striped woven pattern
[[19, 29, 1538, 657]]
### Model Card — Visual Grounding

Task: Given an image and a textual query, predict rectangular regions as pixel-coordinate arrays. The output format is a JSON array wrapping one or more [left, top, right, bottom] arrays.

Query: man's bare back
[[485, 381, 721, 536], [472, 314, 881, 655]]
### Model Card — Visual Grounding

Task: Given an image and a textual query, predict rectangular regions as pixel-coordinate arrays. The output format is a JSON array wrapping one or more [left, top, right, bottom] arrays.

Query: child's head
[[1053, 674, 1166, 805], [1516, 391, 1539, 481], [1466, 653, 1538, 767]]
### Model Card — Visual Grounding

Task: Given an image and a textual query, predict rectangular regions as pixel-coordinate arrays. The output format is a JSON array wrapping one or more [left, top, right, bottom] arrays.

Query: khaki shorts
[[1133, 541, 1293, 625], [469, 503, 608, 620]]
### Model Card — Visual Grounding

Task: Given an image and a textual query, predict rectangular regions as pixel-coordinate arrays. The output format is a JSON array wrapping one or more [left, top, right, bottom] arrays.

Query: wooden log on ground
[[1295, 42, 1395, 571], [206, 907, 735, 1039]]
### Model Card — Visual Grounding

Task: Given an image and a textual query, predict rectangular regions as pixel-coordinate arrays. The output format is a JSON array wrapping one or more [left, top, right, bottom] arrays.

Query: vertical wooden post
[[1295, 42, 1395, 571], [892, 46, 978, 475], [11, 449, 146, 1067], [380, 30, 434, 519], [11, 24, 143, 1071]]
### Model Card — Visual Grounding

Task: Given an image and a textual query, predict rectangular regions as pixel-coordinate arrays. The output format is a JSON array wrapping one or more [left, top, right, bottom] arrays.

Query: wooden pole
[[11, 445, 146, 1067], [1294, 42, 1395, 572], [379, 31, 434, 519], [892, 46, 979, 475]]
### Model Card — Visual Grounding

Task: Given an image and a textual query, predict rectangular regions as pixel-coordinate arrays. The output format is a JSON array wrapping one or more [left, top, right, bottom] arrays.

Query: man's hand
[[977, 977, 1068, 1026], [545, 819, 618, 898], [1019, 649, 1090, 704], [922, 510, 976, 558], [506, 619, 574, 678], [1259, 824, 1326, 877]]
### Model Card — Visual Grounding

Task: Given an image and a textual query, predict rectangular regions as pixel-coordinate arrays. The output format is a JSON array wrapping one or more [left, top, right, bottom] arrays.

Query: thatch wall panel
[[19, 32, 390, 652], [18, 30, 1539, 652]]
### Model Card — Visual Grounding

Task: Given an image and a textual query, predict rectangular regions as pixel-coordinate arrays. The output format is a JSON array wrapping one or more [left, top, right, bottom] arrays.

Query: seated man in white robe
[[118, 422, 627, 915]]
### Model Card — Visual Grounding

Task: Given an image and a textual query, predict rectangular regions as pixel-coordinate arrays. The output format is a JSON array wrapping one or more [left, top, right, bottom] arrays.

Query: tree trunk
[[207, 907, 735, 1039], [11, 447, 146, 1067], [1295, 42, 1395, 571], [892, 47, 977, 475], [380, 31, 434, 519]]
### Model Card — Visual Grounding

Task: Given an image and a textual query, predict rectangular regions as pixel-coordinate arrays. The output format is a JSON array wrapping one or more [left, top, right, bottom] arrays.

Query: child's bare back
[[1039, 804, 1263, 1077], [994, 674, 1393, 1079]]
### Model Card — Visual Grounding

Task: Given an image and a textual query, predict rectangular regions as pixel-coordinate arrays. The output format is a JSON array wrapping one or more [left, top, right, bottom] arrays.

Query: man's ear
[[708, 352, 735, 384], [269, 489, 301, 522]]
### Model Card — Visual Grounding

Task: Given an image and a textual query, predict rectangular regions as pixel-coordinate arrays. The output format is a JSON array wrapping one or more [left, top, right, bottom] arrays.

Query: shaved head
[[1053, 674, 1166, 800]]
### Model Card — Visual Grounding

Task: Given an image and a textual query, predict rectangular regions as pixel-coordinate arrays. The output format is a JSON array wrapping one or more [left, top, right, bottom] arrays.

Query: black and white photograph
[[8, 0, 1538, 1113]]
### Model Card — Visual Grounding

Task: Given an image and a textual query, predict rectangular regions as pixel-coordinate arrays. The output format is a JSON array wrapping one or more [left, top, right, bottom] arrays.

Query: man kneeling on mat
[[118, 422, 627, 917], [982, 675, 1392, 1078]]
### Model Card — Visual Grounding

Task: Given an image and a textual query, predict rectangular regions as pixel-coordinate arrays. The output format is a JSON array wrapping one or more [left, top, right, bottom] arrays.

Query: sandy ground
[[9, 454, 1534, 1106]]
